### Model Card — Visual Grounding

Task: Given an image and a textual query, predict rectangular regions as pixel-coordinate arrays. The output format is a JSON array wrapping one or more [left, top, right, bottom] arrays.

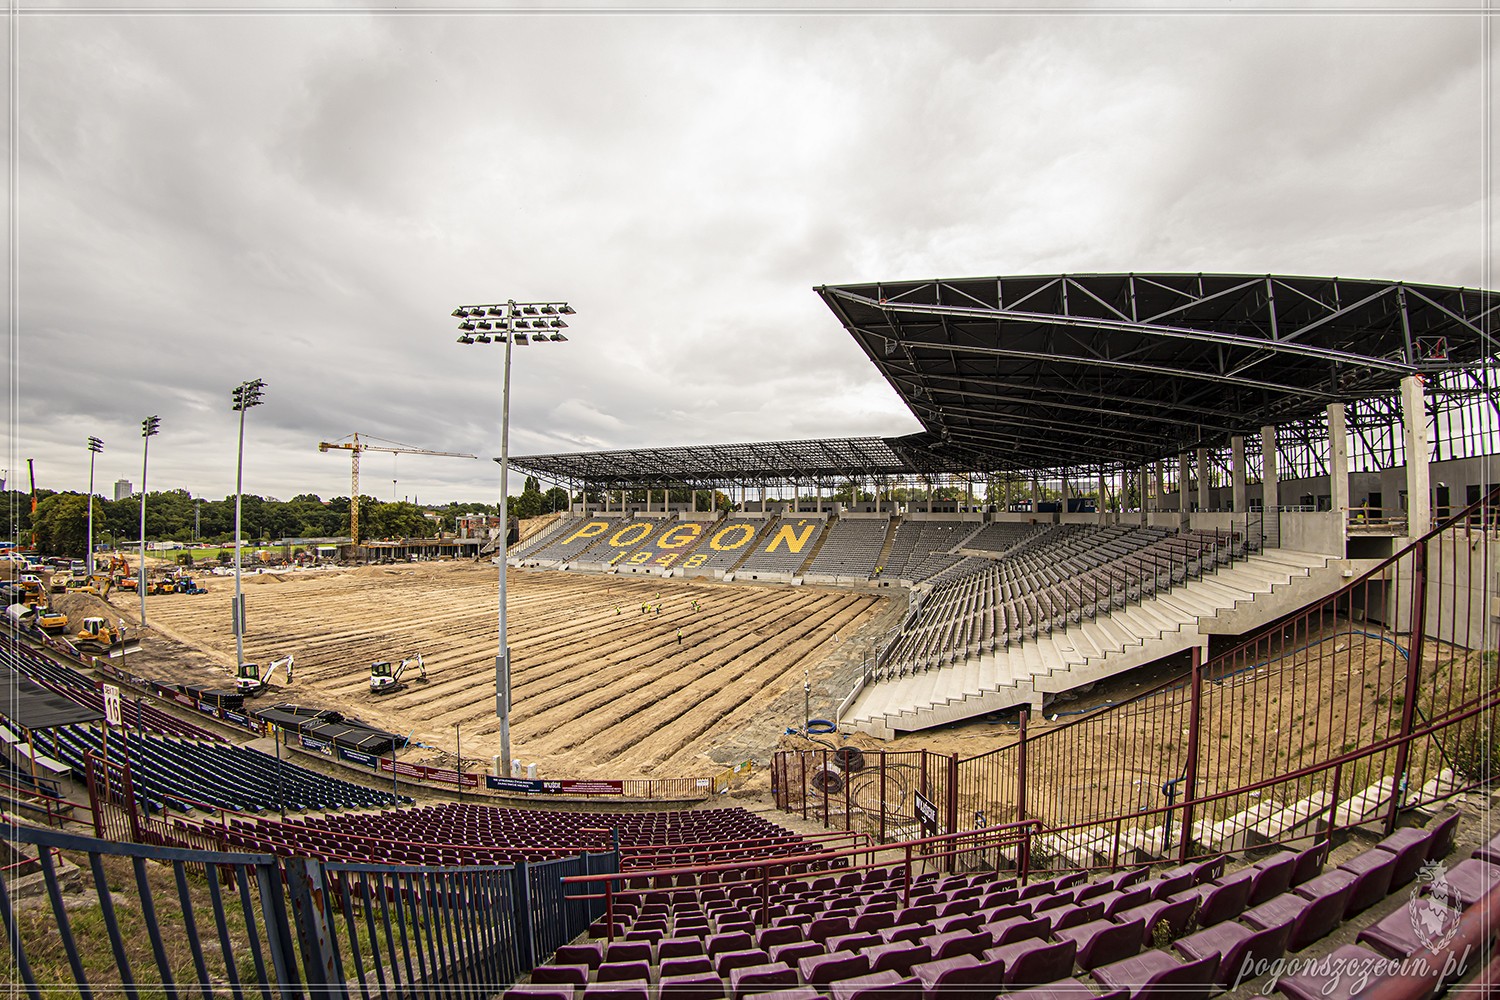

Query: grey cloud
[[9, 7, 1491, 503]]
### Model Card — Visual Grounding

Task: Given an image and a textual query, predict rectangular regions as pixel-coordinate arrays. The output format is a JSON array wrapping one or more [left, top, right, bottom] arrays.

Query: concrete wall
[[902, 512, 985, 523], [1378, 530, 1498, 645], [1189, 512, 1239, 533], [1279, 511, 1346, 555], [992, 512, 1058, 524]]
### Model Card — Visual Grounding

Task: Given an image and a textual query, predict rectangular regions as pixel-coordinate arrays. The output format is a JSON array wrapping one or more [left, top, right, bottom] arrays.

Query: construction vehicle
[[64, 574, 113, 599], [17, 575, 44, 604], [235, 654, 294, 696], [175, 575, 205, 595], [32, 605, 68, 634], [73, 617, 140, 657], [318, 434, 477, 547], [369, 654, 427, 695]]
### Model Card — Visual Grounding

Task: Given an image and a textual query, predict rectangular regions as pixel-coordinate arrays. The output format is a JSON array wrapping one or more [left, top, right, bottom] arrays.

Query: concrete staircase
[[1014, 769, 1461, 870], [844, 549, 1348, 739]]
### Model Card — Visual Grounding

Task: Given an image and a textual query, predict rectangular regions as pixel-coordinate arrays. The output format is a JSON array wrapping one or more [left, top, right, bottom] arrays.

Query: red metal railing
[[779, 488, 1499, 863], [563, 818, 1043, 941]]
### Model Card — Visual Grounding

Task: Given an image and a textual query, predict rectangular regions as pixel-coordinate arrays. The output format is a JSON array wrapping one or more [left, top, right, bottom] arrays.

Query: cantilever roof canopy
[[0, 662, 105, 731], [508, 435, 972, 490], [816, 273, 1500, 472]]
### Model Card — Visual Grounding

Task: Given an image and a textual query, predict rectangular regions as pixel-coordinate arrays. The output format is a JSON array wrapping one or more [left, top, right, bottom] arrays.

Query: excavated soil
[[115, 561, 899, 781]]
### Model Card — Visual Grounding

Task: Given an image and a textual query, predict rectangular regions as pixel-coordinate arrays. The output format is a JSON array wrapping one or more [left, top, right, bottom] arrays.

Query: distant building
[[456, 514, 502, 539], [113, 479, 133, 501]]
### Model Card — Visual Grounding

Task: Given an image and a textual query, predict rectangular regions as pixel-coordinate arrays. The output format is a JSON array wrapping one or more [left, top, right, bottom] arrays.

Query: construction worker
[[676, 629, 683, 645]]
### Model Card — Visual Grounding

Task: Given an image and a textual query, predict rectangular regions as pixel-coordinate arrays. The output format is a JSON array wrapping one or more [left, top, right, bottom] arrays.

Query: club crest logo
[[1409, 859, 1463, 951]]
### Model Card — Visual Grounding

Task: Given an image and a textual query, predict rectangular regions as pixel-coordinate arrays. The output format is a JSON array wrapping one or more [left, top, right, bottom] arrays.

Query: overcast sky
[[3, 2, 1493, 506]]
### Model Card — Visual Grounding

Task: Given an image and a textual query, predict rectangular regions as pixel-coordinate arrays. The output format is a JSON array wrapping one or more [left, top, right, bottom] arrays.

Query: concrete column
[[1061, 473, 1070, 514], [1030, 477, 1040, 513], [1138, 466, 1150, 526], [1196, 447, 1210, 513], [1004, 478, 1013, 512], [1231, 435, 1248, 514], [1260, 426, 1279, 512], [927, 479, 934, 515], [1098, 472, 1108, 525], [1327, 403, 1350, 519], [1177, 454, 1190, 521], [1401, 375, 1431, 534], [1154, 462, 1165, 511]]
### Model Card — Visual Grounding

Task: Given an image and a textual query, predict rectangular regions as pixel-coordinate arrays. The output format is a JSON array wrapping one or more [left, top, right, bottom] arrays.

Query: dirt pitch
[[87, 560, 901, 780]]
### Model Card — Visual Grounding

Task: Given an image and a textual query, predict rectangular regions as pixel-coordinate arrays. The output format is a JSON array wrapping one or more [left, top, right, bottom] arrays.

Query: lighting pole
[[231, 379, 266, 671], [85, 437, 103, 574], [139, 416, 160, 627], [450, 298, 573, 775]]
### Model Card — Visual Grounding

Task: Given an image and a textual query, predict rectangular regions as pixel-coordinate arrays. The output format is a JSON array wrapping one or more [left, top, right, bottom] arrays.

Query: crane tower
[[318, 434, 477, 546]]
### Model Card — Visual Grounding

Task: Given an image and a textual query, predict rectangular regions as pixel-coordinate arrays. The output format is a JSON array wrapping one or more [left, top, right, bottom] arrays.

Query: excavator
[[369, 654, 428, 695], [73, 617, 140, 657], [235, 654, 294, 696]]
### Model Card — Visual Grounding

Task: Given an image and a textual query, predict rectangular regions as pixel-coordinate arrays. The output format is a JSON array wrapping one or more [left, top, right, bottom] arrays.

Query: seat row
[[33, 724, 408, 814], [510, 811, 1497, 1000]]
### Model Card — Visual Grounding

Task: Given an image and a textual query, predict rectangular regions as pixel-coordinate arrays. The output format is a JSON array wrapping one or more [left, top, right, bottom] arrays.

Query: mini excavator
[[235, 654, 294, 696], [369, 654, 427, 695]]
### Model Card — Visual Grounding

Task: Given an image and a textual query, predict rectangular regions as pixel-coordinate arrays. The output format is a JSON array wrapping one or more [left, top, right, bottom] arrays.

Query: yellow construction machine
[[73, 617, 141, 657], [32, 605, 68, 633]]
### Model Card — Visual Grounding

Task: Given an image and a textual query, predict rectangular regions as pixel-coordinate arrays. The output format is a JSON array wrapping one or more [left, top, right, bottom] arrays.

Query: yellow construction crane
[[317, 434, 478, 546]]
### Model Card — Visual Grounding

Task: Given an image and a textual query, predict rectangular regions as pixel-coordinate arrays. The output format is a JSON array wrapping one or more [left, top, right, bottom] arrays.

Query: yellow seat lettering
[[609, 523, 653, 548], [561, 521, 610, 545], [766, 522, 817, 553], [683, 555, 707, 568], [710, 524, 756, 551], [657, 524, 703, 549]]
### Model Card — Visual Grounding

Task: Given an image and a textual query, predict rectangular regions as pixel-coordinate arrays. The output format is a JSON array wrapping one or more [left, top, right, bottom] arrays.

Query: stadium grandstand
[[508, 274, 1500, 735], [3, 273, 1497, 999]]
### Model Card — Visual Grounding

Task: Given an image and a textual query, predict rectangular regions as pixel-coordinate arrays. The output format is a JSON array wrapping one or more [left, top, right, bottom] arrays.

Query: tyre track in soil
[[513, 592, 854, 756], [504, 590, 815, 712], [144, 562, 891, 775], [569, 597, 879, 774], [419, 588, 824, 739]]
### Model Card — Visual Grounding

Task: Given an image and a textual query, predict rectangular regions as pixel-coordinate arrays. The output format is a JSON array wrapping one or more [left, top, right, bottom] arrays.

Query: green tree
[[33, 493, 94, 557]]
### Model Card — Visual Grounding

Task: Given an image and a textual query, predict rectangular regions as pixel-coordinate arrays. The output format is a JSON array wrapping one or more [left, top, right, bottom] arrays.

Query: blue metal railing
[[1, 820, 617, 998]]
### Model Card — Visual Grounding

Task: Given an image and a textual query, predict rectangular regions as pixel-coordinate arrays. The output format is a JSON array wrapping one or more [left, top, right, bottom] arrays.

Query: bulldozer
[[369, 654, 427, 695], [235, 654, 294, 696], [73, 617, 140, 657]]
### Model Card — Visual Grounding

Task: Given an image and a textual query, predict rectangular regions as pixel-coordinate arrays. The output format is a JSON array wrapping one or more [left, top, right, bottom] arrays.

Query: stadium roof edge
[[815, 272, 1500, 471]]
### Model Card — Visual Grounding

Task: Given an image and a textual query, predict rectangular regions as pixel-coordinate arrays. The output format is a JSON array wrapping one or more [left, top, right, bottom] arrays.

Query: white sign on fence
[[102, 683, 122, 727]]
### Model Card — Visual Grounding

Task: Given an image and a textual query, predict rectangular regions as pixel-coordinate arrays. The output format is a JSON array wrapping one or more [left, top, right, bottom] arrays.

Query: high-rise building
[[113, 479, 133, 501]]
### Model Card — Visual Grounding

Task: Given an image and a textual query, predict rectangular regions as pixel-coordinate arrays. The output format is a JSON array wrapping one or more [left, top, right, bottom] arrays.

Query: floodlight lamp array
[[232, 378, 267, 411], [452, 301, 574, 344]]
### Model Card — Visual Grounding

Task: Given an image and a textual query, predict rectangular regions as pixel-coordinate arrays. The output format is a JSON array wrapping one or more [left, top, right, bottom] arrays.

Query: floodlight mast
[[139, 415, 160, 627], [231, 379, 266, 672], [450, 298, 573, 776], [85, 437, 103, 575]]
